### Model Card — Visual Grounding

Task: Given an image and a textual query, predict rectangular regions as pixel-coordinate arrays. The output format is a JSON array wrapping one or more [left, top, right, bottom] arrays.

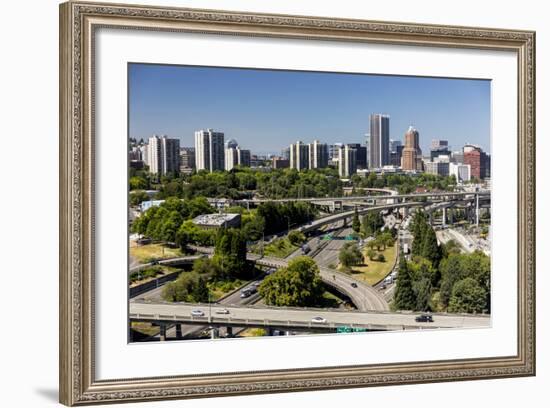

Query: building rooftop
[[192, 213, 240, 227]]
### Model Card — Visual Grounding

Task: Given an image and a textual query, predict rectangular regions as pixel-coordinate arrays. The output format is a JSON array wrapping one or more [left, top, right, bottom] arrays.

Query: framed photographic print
[[59, 1, 536, 405]]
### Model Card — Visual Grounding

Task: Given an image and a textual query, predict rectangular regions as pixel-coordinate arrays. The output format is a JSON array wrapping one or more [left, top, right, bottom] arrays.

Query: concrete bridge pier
[[175, 324, 182, 339], [442, 207, 447, 226], [159, 324, 167, 341], [475, 194, 480, 227], [210, 327, 218, 340], [226, 326, 233, 338], [402, 206, 409, 219]]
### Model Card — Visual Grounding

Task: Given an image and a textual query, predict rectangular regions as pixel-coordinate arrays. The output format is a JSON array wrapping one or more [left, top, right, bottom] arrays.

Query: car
[[240, 290, 252, 299], [252, 281, 261, 287], [415, 314, 434, 323], [311, 316, 327, 324], [379, 284, 387, 290], [215, 308, 230, 315], [191, 309, 204, 317], [350, 282, 358, 288]]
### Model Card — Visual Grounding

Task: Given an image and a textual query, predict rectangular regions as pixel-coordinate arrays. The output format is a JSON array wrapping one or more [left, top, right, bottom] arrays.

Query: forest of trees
[[393, 212, 490, 314], [131, 197, 213, 243], [128, 167, 459, 206]]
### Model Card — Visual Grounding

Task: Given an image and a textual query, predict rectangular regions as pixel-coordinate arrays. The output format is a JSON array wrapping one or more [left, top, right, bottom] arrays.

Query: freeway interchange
[[129, 190, 491, 340]]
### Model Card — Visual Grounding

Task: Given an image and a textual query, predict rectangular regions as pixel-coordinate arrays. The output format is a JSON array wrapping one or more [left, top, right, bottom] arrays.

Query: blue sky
[[129, 63, 490, 155]]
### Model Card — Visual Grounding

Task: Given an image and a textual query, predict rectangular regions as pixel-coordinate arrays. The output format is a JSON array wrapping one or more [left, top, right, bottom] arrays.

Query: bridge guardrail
[[130, 299, 491, 318]]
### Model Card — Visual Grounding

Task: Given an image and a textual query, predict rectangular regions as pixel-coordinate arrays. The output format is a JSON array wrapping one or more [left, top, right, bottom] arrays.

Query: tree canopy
[[259, 257, 324, 307]]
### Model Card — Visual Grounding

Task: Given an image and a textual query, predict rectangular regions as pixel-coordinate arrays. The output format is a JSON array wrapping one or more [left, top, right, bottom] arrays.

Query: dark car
[[415, 314, 434, 323], [350, 282, 358, 288]]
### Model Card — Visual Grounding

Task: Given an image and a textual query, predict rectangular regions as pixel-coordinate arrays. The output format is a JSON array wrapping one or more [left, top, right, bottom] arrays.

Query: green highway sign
[[337, 326, 367, 333]]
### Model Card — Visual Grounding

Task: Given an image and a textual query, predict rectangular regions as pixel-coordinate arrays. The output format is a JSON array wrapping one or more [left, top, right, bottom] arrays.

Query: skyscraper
[[195, 129, 225, 172], [147, 135, 180, 175], [401, 126, 423, 171], [179, 147, 196, 173], [369, 114, 390, 169], [237, 148, 251, 168], [346, 143, 367, 169], [225, 138, 238, 149], [463, 144, 490, 180], [389, 139, 403, 167], [308, 140, 329, 169], [225, 144, 251, 171], [289, 141, 309, 171], [225, 147, 238, 171], [430, 139, 451, 160], [431, 139, 449, 150], [338, 145, 357, 177]]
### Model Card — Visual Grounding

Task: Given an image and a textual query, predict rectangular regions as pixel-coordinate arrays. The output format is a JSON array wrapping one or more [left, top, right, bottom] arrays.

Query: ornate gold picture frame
[[59, 1, 535, 405]]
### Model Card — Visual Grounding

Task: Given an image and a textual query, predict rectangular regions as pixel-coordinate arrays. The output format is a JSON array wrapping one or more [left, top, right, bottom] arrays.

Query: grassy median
[[347, 242, 397, 285], [130, 242, 183, 263]]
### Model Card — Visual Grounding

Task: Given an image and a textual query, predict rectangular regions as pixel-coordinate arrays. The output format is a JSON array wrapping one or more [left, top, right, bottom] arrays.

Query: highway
[[255, 255, 389, 311], [132, 274, 266, 340], [235, 191, 489, 204], [296, 202, 425, 234], [129, 301, 491, 331]]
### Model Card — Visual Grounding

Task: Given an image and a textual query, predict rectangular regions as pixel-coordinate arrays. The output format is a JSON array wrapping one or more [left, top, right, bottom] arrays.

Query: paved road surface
[[130, 301, 490, 330]]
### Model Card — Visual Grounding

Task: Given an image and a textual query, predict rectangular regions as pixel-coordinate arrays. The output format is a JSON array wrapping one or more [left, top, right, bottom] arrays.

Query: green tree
[[421, 224, 442, 267], [214, 228, 249, 279], [414, 277, 433, 312], [339, 243, 363, 267], [352, 207, 361, 233], [192, 257, 219, 277], [191, 277, 210, 303], [161, 272, 199, 303], [439, 254, 464, 307], [242, 215, 265, 242], [288, 230, 306, 246], [259, 257, 324, 307], [129, 176, 148, 190], [393, 255, 416, 310], [366, 248, 377, 261], [361, 212, 384, 237], [129, 190, 150, 206], [448, 277, 487, 313]]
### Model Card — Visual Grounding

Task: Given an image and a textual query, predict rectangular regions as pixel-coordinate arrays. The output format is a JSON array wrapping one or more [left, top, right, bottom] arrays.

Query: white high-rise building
[[289, 141, 309, 171], [338, 145, 357, 178], [195, 129, 225, 172], [147, 135, 180, 175], [369, 114, 390, 169], [225, 145, 251, 171], [308, 140, 329, 169], [450, 162, 471, 183]]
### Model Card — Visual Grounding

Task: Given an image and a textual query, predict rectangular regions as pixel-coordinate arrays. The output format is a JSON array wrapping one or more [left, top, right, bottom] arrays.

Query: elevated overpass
[[129, 301, 491, 333], [234, 191, 489, 205], [129, 255, 204, 274], [295, 202, 426, 234]]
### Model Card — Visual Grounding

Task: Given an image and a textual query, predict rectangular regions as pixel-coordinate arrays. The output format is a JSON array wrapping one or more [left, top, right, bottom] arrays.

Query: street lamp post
[[208, 292, 212, 324]]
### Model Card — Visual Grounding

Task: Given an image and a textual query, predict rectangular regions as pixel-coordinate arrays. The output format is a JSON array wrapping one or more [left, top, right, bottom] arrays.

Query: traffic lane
[[130, 302, 490, 329], [318, 267, 388, 311]]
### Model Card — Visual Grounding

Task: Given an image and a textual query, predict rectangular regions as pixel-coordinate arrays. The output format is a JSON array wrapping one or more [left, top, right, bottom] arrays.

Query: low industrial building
[[192, 213, 241, 229]]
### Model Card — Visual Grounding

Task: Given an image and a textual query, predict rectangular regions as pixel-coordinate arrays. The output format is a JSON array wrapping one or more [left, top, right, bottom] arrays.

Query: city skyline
[[129, 64, 491, 155]]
